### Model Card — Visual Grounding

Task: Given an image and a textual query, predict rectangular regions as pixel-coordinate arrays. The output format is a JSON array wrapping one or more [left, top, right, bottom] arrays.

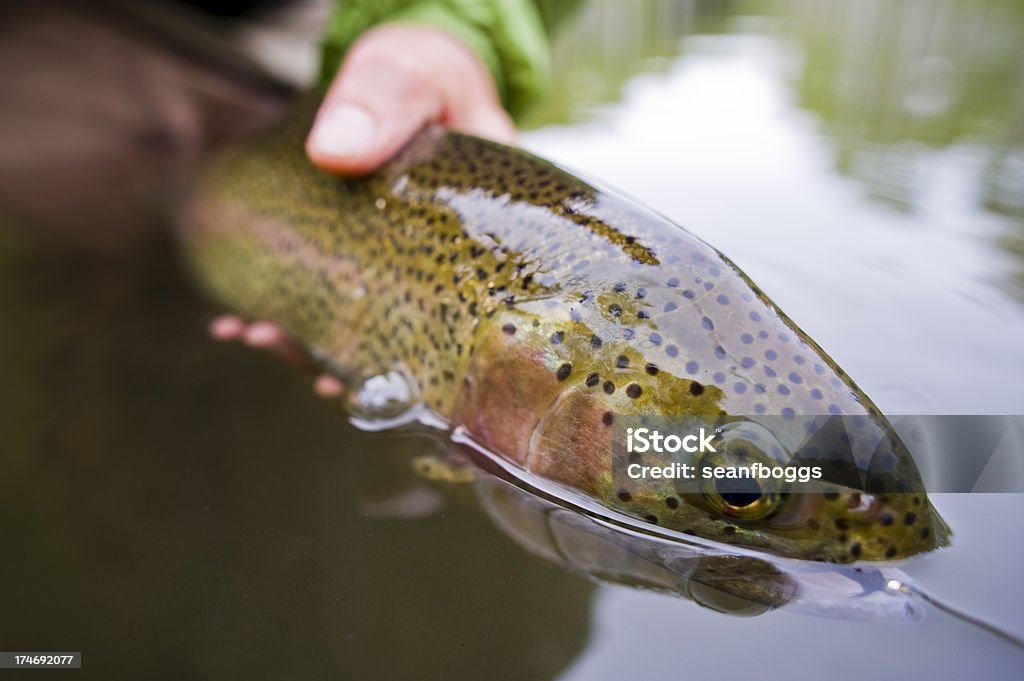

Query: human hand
[[208, 316, 346, 397], [211, 23, 517, 397], [306, 23, 516, 175]]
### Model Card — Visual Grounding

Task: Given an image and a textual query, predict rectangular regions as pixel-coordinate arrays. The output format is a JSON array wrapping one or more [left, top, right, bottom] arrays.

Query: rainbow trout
[[183, 105, 949, 563]]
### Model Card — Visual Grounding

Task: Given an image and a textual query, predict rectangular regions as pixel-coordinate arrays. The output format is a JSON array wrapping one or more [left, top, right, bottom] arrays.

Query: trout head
[[452, 288, 949, 565]]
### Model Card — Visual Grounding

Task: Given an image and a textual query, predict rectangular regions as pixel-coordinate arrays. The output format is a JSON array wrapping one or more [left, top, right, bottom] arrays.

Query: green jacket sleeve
[[319, 0, 551, 119]]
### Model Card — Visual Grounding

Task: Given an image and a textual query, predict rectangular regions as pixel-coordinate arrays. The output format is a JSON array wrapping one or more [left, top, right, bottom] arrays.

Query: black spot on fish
[[617, 491, 632, 502], [665, 496, 679, 509], [603, 381, 615, 395], [603, 412, 614, 426], [556, 363, 572, 381], [885, 546, 898, 558], [644, 515, 659, 524], [586, 373, 600, 387], [616, 355, 630, 368], [550, 331, 564, 345], [609, 303, 623, 317], [502, 324, 516, 335], [904, 512, 917, 526], [850, 543, 862, 558], [591, 335, 603, 349], [636, 288, 647, 299], [626, 383, 642, 399], [689, 382, 705, 396], [722, 526, 737, 536], [920, 527, 930, 540], [645, 363, 659, 376], [835, 518, 850, 530]]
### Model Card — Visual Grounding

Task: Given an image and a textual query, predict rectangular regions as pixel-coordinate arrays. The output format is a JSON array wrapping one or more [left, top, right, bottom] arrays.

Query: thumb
[[306, 25, 515, 177], [306, 53, 442, 176]]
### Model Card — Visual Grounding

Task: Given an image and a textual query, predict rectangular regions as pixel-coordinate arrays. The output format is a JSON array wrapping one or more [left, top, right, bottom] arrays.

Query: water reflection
[[0, 248, 592, 680], [786, 0, 1024, 224], [529, 0, 1024, 298], [472, 471, 929, 621]]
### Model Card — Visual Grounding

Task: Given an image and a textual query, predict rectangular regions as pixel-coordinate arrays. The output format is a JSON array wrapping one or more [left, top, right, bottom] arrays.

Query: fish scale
[[183, 103, 949, 563]]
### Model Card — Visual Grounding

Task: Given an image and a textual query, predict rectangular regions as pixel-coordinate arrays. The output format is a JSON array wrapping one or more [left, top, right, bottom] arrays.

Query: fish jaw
[[453, 309, 949, 564]]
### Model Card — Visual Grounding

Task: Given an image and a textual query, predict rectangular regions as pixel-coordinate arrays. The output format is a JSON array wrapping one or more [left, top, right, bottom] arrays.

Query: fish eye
[[704, 475, 779, 520], [698, 427, 785, 520], [716, 478, 763, 508]]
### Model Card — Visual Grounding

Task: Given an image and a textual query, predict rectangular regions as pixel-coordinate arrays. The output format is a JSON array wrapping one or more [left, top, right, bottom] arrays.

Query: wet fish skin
[[183, 104, 949, 563]]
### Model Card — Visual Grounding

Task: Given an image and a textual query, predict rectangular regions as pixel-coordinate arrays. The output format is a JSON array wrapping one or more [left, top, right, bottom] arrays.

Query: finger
[[314, 374, 344, 398], [243, 321, 284, 347], [307, 24, 514, 176], [213, 317, 326, 380], [307, 38, 440, 174], [209, 314, 245, 340]]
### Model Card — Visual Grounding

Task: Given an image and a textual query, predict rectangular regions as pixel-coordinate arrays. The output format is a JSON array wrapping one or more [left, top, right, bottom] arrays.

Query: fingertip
[[314, 374, 344, 398], [244, 321, 284, 347], [209, 315, 245, 340], [306, 103, 382, 174]]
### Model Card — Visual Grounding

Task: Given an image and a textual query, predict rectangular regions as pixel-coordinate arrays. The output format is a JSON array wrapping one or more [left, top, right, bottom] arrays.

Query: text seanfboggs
[[625, 427, 823, 483], [626, 461, 823, 483]]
